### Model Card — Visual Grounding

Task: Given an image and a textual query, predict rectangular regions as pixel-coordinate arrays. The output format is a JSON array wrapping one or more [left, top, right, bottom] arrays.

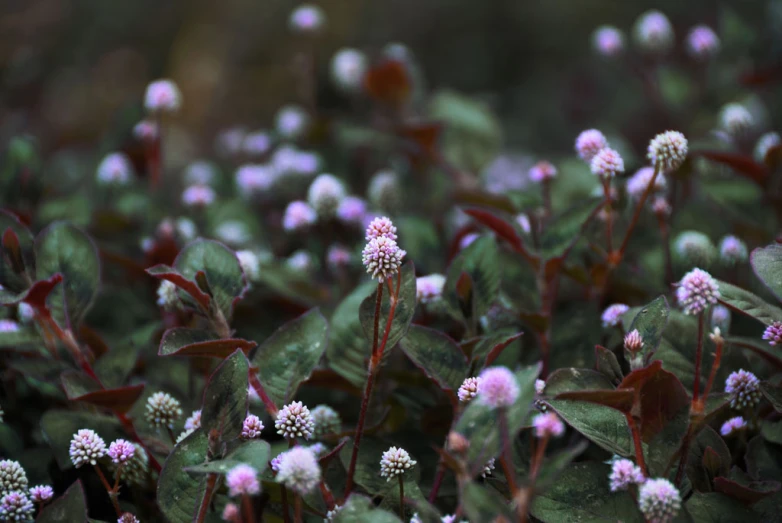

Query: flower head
[[720, 416, 747, 436], [528, 161, 557, 183], [276, 447, 321, 494], [108, 439, 136, 465], [226, 464, 260, 497], [379, 447, 417, 481], [624, 329, 644, 353], [458, 377, 481, 403], [368, 170, 400, 211], [331, 48, 367, 92], [575, 129, 608, 162], [638, 478, 682, 523], [182, 184, 216, 207], [720, 103, 753, 136], [532, 412, 565, 439], [725, 370, 761, 409], [362, 236, 405, 282], [647, 131, 688, 172], [337, 196, 368, 225], [325, 504, 343, 522], [145, 392, 183, 429], [687, 25, 720, 59], [719, 236, 748, 265], [676, 268, 720, 315], [144, 79, 182, 113], [133, 120, 158, 142], [459, 233, 480, 250], [119, 513, 141, 523], [241, 414, 265, 439], [28, 485, 53, 504], [222, 503, 239, 521], [289, 4, 325, 35], [311, 405, 341, 438], [674, 231, 716, 267], [602, 303, 629, 328], [763, 321, 782, 346], [711, 305, 731, 332], [0, 491, 34, 522], [275, 401, 315, 440], [235, 164, 277, 196], [592, 26, 624, 57], [626, 166, 666, 200], [156, 280, 180, 311], [97, 153, 133, 185], [609, 458, 645, 492], [0, 462, 27, 495], [283, 201, 317, 232], [275, 105, 310, 140], [416, 274, 446, 304], [590, 147, 625, 179], [633, 10, 674, 54], [516, 214, 531, 234], [237, 250, 261, 282], [308, 174, 346, 218], [114, 443, 148, 487], [0, 320, 19, 333], [242, 131, 272, 157], [482, 458, 496, 478], [184, 161, 217, 186], [69, 429, 107, 467], [755, 132, 781, 162], [184, 410, 202, 431], [366, 216, 398, 241], [477, 367, 519, 408], [286, 250, 315, 273], [535, 379, 545, 395]]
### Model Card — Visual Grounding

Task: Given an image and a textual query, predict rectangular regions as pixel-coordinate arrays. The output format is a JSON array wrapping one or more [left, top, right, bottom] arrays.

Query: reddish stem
[[94, 465, 122, 518], [398, 475, 405, 520], [692, 313, 705, 405], [281, 486, 291, 523], [294, 494, 303, 523], [625, 413, 647, 475], [249, 373, 279, 416], [428, 462, 446, 503], [602, 179, 613, 254], [242, 494, 254, 523], [195, 473, 218, 523], [318, 480, 335, 510], [703, 336, 724, 399]]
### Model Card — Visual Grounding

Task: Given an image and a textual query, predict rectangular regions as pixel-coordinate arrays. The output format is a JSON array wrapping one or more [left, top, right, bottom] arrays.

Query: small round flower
[[217, 221, 252, 247], [441, 515, 468, 523], [308, 174, 346, 218], [720, 416, 747, 436], [676, 268, 720, 316], [182, 184, 216, 207], [528, 161, 557, 183], [97, 153, 133, 185], [114, 443, 148, 487], [534, 379, 546, 395], [367, 170, 400, 212], [624, 329, 644, 353], [286, 250, 316, 273], [17, 303, 34, 324], [416, 274, 446, 304], [145, 392, 183, 429], [119, 513, 141, 523], [601, 303, 629, 328], [133, 120, 158, 142], [366, 216, 398, 241], [477, 367, 519, 408], [379, 447, 417, 482], [626, 166, 666, 200], [289, 4, 325, 35], [725, 369, 761, 409], [326, 245, 352, 271], [222, 502, 239, 521], [719, 236, 748, 265], [0, 491, 34, 522], [283, 201, 317, 232], [609, 458, 645, 492], [755, 132, 781, 162], [275, 105, 310, 140], [108, 439, 136, 465], [590, 147, 625, 179], [184, 410, 202, 431], [69, 429, 107, 468], [482, 458, 496, 478], [638, 478, 682, 523], [331, 48, 367, 92], [652, 197, 671, 217], [633, 10, 674, 54], [674, 231, 716, 267], [458, 376, 481, 403], [144, 79, 182, 113], [184, 161, 218, 186], [532, 412, 565, 439], [0, 320, 19, 333], [156, 280, 181, 311], [0, 462, 27, 495], [575, 129, 609, 162], [687, 25, 720, 59], [176, 217, 197, 240], [275, 401, 315, 440], [236, 250, 261, 282], [711, 305, 731, 332], [592, 26, 624, 57], [310, 405, 341, 438], [276, 447, 321, 495], [362, 236, 405, 282], [235, 164, 277, 196], [240, 414, 264, 440], [647, 131, 688, 172], [28, 485, 53, 504], [337, 196, 368, 225], [720, 103, 753, 136], [226, 464, 260, 497], [763, 321, 782, 346], [273, 146, 320, 175], [242, 131, 273, 157]]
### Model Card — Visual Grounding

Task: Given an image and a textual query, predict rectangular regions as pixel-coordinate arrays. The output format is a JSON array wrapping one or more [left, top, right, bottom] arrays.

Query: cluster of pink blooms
[[531, 412, 565, 439], [275, 401, 315, 440], [181, 184, 216, 208], [416, 274, 446, 304], [241, 414, 265, 439], [528, 160, 557, 183], [675, 268, 720, 316], [457, 376, 481, 403], [362, 217, 405, 282], [601, 303, 629, 328], [638, 478, 682, 523], [476, 367, 519, 409], [725, 369, 761, 409], [720, 416, 747, 436], [763, 321, 782, 346], [608, 458, 645, 492], [283, 201, 317, 232], [275, 447, 321, 494], [226, 464, 260, 497], [379, 446, 417, 481]]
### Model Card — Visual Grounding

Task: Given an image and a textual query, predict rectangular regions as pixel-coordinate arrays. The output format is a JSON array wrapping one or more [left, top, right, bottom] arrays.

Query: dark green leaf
[[444, 237, 500, 320], [717, 280, 782, 325], [360, 262, 416, 354], [751, 244, 782, 303], [94, 344, 139, 388], [686, 426, 730, 492], [41, 410, 125, 468], [378, 478, 438, 521], [157, 429, 215, 523], [61, 371, 144, 414], [627, 296, 669, 361], [185, 439, 270, 474], [545, 368, 614, 395], [35, 222, 100, 328], [546, 399, 632, 457], [37, 481, 87, 523], [538, 196, 603, 260], [328, 282, 374, 387], [159, 327, 256, 358], [761, 382, 782, 412], [202, 350, 249, 442], [332, 494, 402, 523], [535, 440, 590, 489], [461, 482, 515, 522], [684, 492, 759, 522], [398, 325, 468, 394], [252, 308, 329, 406], [595, 346, 624, 384], [0, 211, 35, 293]]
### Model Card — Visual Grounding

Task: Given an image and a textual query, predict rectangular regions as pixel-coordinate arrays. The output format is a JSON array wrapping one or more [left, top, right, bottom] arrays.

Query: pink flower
[[590, 147, 624, 179], [676, 268, 719, 316], [624, 329, 644, 353], [362, 236, 405, 282], [592, 26, 624, 57], [601, 303, 629, 328], [638, 478, 681, 523], [181, 185, 216, 207], [687, 25, 720, 59], [144, 79, 182, 113], [532, 412, 565, 439], [416, 274, 446, 304], [236, 164, 277, 196], [648, 131, 688, 172], [69, 429, 107, 467], [365, 216, 397, 241], [327, 245, 352, 270], [108, 439, 136, 464], [289, 4, 326, 35], [337, 196, 368, 224], [283, 201, 317, 232], [763, 321, 782, 346], [29, 485, 53, 504], [276, 447, 321, 494], [184, 410, 202, 431], [241, 415, 265, 439], [725, 370, 761, 409], [575, 129, 608, 162], [457, 377, 481, 403], [528, 161, 557, 183], [477, 367, 519, 408], [720, 416, 746, 436], [633, 10, 674, 54], [626, 167, 666, 200], [609, 459, 645, 492], [226, 464, 260, 497], [222, 503, 240, 521]]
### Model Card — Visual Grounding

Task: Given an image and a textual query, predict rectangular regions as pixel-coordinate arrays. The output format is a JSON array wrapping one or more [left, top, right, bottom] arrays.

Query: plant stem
[[249, 372, 279, 416], [428, 461, 446, 503], [398, 475, 405, 520], [625, 413, 647, 475], [692, 313, 705, 405], [281, 486, 291, 523], [703, 334, 724, 399], [498, 409, 518, 494], [294, 494, 303, 523], [195, 473, 219, 523], [655, 211, 674, 285], [602, 179, 613, 253], [93, 465, 122, 517], [242, 494, 254, 523], [617, 167, 661, 260]]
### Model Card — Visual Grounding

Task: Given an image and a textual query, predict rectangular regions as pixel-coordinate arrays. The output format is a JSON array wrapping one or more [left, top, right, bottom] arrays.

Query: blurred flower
[[633, 10, 674, 53], [362, 236, 405, 281], [144, 79, 182, 113], [215, 221, 251, 246], [763, 321, 782, 346], [283, 201, 317, 232], [289, 4, 326, 35], [184, 410, 202, 431], [601, 303, 629, 327], [483, 153, 530, 193], [609, 458, 644, 492], [516, 214, 531, 234], [222, 503, 240, 521], [176, 428, 195, 444], [275, 105, 310, 140], [237, 250, 261, 282], [308, 173, 346, 218], [477, 367, 519, 408], [325, 505, 342, 522], [725, 369, 761, 409], [226, 464, 260, 497], [368, 170, 400, 212], [114, 443, 149, 487], [133, 120, 158, 142], [648, 131, 688, 172], [0, 491, 34, 522], [638, 478, 681, 523], [535, 379, 545, 395], [592, 26, 624, 56], [459, 232, 480, 250], [276, 447, 321, 494], [674, 231, 716, 267], [337, 196, 368, 225], [719, 235, 747, 265], [145, 392, 183, 429], [326, 245, 352, 271], [482, 458, 496, 478], [626, 166, 666, 200], [242, 131, 272, 157], [754, 132, 781, 162], [720, 416, 747, 436], [0, 320, 19, 333], [528, 160, 557, 183], [676, 268, 719, 316], [275, 401, 314, 440], [416, 274, 446, 304], [182, 184, 216, 208], [215, 127, 247, 158], [69, 429, 106, 468], [331, 48, 367, 92], [575, 129, 608, 162], [272, 145, 320, 175], [0, 461, 27, 495], [184, 161, 217, 186], [97, 152, 133, 185], [652, 197, 671, 217], [156, 281, 180, 311], [28, 485, 53, 504], [176, 217, 197, 241], [286, 250, 316, 273], [108, 439, 136, 465], [590, 147, 625, 179], [720, 103, 753, 136], [119, 513, 141, 523], [687, 25, 720, 59], [17, 303, 34, 324], [457, 377, 481, 403], [379, 447, 416, 481]]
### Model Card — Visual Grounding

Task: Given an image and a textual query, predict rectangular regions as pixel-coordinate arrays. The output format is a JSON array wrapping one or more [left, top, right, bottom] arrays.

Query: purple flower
[[477, 367, 519, 408], [144, 79, 182, 113], [133, 120, 158, 142], [97, 153, 133, 185], [283, 201, 317, 232], [276, 447, 321, 495], [592, 26, 624, 57], [763, 321, 782, 346], [275, 105, 310, 139], [0, 491, 34, 522], [181, 184, 216, 207], [687, 25, 720, 59], [720, 416, 747, 436], [532, 412, 565, 439], [184, 410, 202, 431], [457, 377, 481, 403], [379, 447, 416, 481], [626, 166, 666, 201], [326, 245, 352, 270], [0, 320, 19, 333], [241, 415, 265, 439], [459, 233, 480, 250], [275, 401, 314, 440], [755, 132, 781, 162], [235, 164, 277, 196], [528, 161, 557, 183], [575, 129, 608, 162], [725, 370, 761, 409], [365, 216, 398, 241], [242, 131, 272, 157], [362, 236, 405, 282], [337, 196, 368, 225], [609, 459, 645, 492], [226, 464, 260, 497], [331, 48, 367, 92], [222, 503, 240, 521], [648, 131, 688, 172], [601, 303, 629, 328], [416, 274, 446, 304], [108, 439, 136, 465], [638, 478, 681, 523], [28, 485, 53, 504], [69, 429, 107, 468], [482, 458, 496, 478], [633, 10, 674, 54], [719, 235, 748, 265], [676, 268, 719, 316], [289, 4, 326, 35], [590, 147, 624, 179]]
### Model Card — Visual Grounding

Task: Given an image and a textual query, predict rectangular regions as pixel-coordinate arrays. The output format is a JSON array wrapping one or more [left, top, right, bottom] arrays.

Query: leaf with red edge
[[363, 58, 411, 105], [158, 327, 256, 358], [0, 210, 35, 294], [714, 476, 780, 505], [398, 325, 468, 399], [696, 151, 769, 185], [554, 389, 635, 413], [2, 227, 24, 274], [484, 332, 523, 367], [36, 480, 88, 522], [463, 208, 535, 263], [0, 273, 63, 307], [61, 371, 144, 414], [146, 264, 211, 311]]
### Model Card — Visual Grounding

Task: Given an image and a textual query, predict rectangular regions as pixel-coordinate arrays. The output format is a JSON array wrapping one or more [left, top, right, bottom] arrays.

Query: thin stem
[[195, 474, 219, 523], [166, 426, 177, 445], [242, 494, 254, 523], [398, 475, 405, 520], [294, 494, 303, 523], [703, 335, 724, 399], [281, 486, 291, 523], [529, 435, 549, 481], [674, 423, 694, 486], [692, 313, 705, 405], [249, 372, 279, 416], [93, 465, 121, 517], [618, 167, 661, 259], [657, 215, 674, 285], [428, 462, 446, 503], [498, 409, 518, 495], [625, 414, 647, 475], [602, 179, 613, 254], [542, 179, 552, 218]]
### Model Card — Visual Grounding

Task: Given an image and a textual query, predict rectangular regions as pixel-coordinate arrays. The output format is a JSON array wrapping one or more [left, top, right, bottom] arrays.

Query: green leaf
[[686, 426, 731, 492], [157, 429, 215, 523], [685, 492, 759, 522], [328, 282, 374, 387], [398, 325, 468, 394], [94, 344, 140, 388], [159, 327, 256, 358], [61, 371, 145, 414], [252, 308, 329, 406], [461, 482, 515, 522], [37, 481, 87, 523], [41, 410, 125, 469], [185, 439, 270, 474], [538, 196, 603, 260], [751, 243, 782, 303], [595, 346, 624, 384], [530, 462, 641, 522], [35, 222, 100, 328], [453, 364, 540, 471], [333, 494, 403, 523], [627, 296, 669, 361], [202, 350, 249, 442], [0, 210, 35, 293], [444, 236, 500, 320], [360, 262, 417, 354], [761, 382, 782, 412], [716, 280, 782, 325], [174, 239, 247, 321], [535, 440, 590, 489], [546, 400, 632, 457], [544, 368, 614, 395]]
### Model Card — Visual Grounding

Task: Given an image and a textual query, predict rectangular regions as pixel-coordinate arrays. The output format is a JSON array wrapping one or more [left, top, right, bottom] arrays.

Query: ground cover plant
[[1, 3, 782, 522]]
